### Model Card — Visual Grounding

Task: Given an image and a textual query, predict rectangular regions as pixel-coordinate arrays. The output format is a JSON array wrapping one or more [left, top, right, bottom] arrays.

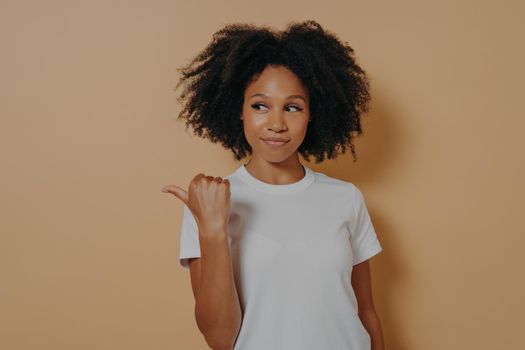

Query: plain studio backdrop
[[1, 1, 523, 349]]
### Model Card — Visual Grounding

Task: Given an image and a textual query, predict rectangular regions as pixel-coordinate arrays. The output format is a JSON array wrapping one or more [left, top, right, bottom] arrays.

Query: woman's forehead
[[244, 66, 309, 100]]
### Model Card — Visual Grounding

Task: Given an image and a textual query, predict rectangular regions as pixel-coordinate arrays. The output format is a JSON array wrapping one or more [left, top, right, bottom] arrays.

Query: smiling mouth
[[261, 138, 290, 147]]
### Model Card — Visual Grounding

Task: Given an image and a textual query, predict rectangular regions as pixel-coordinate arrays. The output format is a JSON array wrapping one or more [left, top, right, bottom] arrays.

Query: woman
[[162, 20, 385, 350]]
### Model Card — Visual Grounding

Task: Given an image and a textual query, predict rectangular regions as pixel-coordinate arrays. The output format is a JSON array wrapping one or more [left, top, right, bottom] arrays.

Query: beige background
[[1, 0, 524, 349]]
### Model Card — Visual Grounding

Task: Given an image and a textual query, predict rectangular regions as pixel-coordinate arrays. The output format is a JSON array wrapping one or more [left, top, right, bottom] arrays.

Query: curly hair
[[174, 19, 371, 163]]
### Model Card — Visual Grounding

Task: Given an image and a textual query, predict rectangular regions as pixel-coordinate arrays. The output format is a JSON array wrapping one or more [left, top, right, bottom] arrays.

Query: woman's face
[[241, 65, 311, 164]]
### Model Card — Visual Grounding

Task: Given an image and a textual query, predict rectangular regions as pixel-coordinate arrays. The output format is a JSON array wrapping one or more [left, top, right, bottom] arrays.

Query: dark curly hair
[[174, 19, 371, 163]]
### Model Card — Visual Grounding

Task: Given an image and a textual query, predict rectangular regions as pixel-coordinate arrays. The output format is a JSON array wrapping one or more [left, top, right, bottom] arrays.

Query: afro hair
[[174, 19, 371, 163]]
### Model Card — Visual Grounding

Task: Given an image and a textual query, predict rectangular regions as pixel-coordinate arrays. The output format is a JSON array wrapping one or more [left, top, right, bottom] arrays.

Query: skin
[[240, 65, 311, 184], [241, 65, 385, 349]]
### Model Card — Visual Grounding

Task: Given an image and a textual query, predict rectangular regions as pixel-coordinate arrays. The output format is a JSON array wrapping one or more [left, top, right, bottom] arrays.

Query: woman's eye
[[251, 103, 268, 111], [287, 105, 302, 112]]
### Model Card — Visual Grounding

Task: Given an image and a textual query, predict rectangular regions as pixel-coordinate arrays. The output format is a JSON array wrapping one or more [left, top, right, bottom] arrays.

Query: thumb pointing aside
[[161, 184, 188, 204]]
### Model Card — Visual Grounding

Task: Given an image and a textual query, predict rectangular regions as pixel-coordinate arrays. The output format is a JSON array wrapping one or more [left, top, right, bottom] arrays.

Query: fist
[[161, 173, 231, 234]]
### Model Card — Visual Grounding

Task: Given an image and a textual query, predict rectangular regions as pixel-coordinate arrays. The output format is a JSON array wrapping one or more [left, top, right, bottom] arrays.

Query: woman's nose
[[267, 110, 287, 131]]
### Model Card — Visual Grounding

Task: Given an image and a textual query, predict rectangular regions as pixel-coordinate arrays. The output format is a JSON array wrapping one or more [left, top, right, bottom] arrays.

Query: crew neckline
[[235, 163, 315, 194]]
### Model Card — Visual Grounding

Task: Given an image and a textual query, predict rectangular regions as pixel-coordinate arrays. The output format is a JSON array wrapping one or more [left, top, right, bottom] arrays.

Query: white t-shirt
[[179, 163, 383, 350]]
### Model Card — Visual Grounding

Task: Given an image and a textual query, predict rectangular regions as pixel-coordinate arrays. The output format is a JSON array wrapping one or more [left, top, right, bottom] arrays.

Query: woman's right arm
[[162, 173, 241, 350], [191, 228, 242, 350]]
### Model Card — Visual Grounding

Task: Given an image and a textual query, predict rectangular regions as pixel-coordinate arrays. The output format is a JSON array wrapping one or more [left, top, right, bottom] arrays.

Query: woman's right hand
[[161, 173, 231, 236]]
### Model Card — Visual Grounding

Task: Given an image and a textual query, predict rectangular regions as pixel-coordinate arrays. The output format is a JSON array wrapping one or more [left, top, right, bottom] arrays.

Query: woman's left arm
[[351, 259, 385, 350]]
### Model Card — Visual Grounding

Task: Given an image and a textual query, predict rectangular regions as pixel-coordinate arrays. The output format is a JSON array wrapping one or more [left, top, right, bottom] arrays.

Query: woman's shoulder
[[311, 168, 359, 192]]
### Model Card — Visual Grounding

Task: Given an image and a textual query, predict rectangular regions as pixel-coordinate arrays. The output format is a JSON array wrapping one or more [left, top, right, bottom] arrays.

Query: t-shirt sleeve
[[178, 203, 201, 270], [348, 185, 383, 266]]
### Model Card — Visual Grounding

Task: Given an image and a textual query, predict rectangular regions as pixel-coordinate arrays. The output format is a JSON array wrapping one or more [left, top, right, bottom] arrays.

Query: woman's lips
[[261, 138, 289, 147]]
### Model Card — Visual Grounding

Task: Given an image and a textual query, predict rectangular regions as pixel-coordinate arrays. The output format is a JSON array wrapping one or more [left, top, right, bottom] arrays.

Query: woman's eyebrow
[[249, 93, 306, 102]]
